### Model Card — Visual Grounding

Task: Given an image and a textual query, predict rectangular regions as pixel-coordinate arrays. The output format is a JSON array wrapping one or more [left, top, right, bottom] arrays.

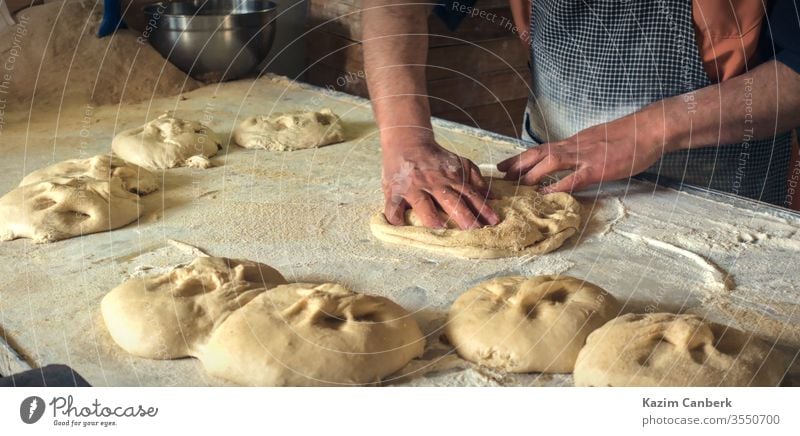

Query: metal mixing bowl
[[143, 0, 277, 82]]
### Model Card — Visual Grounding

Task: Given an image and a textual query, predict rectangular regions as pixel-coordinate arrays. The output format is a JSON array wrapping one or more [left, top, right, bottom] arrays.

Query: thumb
[[384, 197, 409, 226], [539, 170, 590, 194]]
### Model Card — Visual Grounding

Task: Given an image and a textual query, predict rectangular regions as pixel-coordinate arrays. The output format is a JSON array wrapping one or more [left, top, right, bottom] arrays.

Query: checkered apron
[[522, 0, 792, 206]]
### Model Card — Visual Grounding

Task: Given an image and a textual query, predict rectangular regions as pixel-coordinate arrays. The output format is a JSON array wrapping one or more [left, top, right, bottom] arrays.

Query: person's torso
[[523, 0, 792, 206]]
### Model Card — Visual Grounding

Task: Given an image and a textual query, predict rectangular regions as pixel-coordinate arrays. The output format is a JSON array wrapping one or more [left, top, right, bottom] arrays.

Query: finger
[[465, 161, 493, 198], [500, 148, 548, 180], [407, 192, 445, 229], [459, 186, 501, 226], [496, 153, 521, 171], [480, 173, 501, 200], [383, 196, 409, 226], [540, 169, 593, 193], [467, 163, 487, 190], [498, 147, 548, 173], [520, 154, 576, 186], [432, 187, 481, 230]]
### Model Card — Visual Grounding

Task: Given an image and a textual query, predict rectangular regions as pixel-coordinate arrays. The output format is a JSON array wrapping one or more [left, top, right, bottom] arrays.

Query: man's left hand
[[497, 113, 671, 193]]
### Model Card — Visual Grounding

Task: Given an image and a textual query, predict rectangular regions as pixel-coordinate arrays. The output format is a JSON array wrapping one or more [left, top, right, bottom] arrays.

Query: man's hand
[[382, 140, 499, 230], [499, 61, 800, 195], [497, 113, 669, 193], [363, 1, 499, 228]]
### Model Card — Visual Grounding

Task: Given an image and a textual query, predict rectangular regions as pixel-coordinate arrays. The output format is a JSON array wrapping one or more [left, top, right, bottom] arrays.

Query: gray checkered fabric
[[523, 0, 792, 206]]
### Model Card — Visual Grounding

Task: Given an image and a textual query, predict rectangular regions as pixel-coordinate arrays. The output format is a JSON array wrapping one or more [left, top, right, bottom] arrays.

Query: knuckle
[[577, 169, 594, 183], [408, 195, 427, 206], [522, 171, 539, 185], [469, 189, 482, 201]]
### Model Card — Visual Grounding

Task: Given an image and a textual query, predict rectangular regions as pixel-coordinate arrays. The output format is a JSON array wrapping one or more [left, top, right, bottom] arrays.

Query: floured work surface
[[0, 75, 798, 386]]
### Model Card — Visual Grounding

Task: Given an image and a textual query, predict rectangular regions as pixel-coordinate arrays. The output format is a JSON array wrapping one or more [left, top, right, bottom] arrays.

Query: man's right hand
[[363, 1, 499, 230], [381, 140, 500, 230]]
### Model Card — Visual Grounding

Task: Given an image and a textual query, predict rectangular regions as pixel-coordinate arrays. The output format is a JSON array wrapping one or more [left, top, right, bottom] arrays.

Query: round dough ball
[[370, 179, 581, 258], [20, 154, 159, 195], [102, 257, 287, 359], [233, 108, 345, 151], [446, 275, 619, 372], [573, 313, 788, 386], [112, 113, 221, 169], [202, 282, 425, 386], [0, 176, 140, 243]]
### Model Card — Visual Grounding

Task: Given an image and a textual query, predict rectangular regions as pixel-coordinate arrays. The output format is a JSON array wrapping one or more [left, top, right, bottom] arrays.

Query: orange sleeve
[[693, 0, 766, 82]]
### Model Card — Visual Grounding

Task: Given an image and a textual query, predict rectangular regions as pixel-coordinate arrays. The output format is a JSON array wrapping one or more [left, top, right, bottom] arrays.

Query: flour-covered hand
[[382, 141, 500, 230]]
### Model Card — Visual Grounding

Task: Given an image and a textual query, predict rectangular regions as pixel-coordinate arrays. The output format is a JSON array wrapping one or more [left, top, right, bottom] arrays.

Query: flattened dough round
[[370, 179, 581, 258], [102, 257, 287, 359], [233, 108, 345, 151], [446, 275, 619, 372], [203, 282, 425, 386], [102, 259, 424, 386], [112, 113, 221, 169], [573, 313, 788, 386], [20, 154, 159, 195], [0, 177, 141, 243]]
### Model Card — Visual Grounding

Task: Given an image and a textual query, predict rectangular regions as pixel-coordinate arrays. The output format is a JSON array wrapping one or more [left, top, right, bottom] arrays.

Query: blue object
[[97, 0, 127, 37], [761, 0, 800, 75], [434, 0, 477, 32]]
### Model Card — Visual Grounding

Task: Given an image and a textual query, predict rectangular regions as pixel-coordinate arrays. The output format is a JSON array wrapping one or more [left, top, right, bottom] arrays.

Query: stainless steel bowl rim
[[143, 0, 277, 17], [143, 1, 277, 31], [141, 0, 278, 81]]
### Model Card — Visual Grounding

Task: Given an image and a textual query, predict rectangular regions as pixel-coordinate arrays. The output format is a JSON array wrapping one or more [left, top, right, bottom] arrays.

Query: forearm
[[646, 61, 800, 152], [508, 0, 530, 46], [363, 0, 433, 148]]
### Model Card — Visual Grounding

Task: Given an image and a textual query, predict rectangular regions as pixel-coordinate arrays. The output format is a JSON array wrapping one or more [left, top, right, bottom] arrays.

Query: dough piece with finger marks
[[102, 257, 287, 359], [112, 113, 221, 169], [573, 313, 789, 386], [203, 282, 425, 386], [233, 108, 345, 151], [370, 179, 581, 258], [446, 275, 619, 372], [0, 177, 141, 243], [20, 154, 159, 195]]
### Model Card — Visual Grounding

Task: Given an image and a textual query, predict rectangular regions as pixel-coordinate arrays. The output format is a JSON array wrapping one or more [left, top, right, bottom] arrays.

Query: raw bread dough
[[203, 282, 425, 386], [102, 257, 287, 359], [184, 155, 213, 169], [573, 313, 788, 386], [1, 154, 157, 243], [233, 108, 345, 151], [446, 275, 619, 373], [112, 113, 221, 169], [370, 179, 581, 258], [0, 177, 141, 243], [20, 154, 159, 195], [102, 258, 425, 386]]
